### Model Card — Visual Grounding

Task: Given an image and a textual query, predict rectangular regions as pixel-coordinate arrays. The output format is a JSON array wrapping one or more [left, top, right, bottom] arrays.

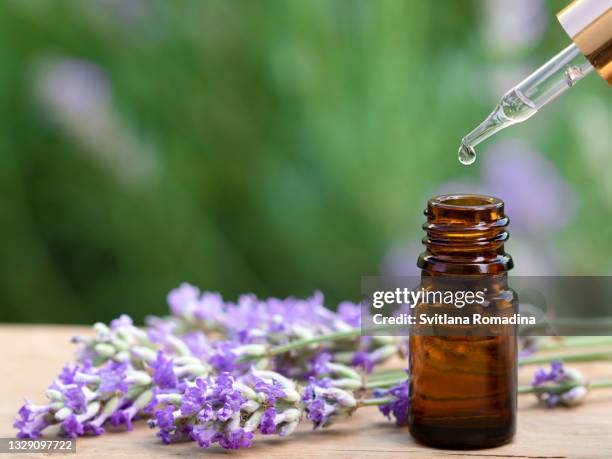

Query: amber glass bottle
[[409, 194, 517, 449]]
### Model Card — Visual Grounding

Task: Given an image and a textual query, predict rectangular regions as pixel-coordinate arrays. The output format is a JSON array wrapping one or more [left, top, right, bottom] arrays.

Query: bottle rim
[[428, 194, 504, 211]]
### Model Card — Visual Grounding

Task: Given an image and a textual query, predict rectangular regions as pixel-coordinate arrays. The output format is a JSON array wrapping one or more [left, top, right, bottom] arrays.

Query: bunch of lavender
[[15, 284, 403, 440], [148, 368, 400, 450]]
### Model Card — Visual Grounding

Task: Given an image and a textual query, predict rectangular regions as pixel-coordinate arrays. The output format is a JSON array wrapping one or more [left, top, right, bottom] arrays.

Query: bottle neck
[[417, 194, 513, 275]]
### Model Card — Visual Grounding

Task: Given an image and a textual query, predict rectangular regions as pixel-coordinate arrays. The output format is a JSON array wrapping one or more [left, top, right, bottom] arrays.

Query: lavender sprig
[[148, 370, 376, 450], [14, 359, 152, 438], [14, 349, 210, 439], [527, 361, 588, 407]]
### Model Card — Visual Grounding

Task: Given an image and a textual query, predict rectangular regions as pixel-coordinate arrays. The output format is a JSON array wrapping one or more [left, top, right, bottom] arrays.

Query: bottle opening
[[430, 194, 503, 210]]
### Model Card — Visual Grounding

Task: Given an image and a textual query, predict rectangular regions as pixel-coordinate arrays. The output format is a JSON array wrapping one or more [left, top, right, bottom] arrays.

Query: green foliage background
[[1, 0, 610, 324]]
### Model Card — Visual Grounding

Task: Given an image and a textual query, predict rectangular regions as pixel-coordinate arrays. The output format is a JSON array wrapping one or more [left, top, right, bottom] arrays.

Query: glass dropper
[[458, 42, 594, 165]]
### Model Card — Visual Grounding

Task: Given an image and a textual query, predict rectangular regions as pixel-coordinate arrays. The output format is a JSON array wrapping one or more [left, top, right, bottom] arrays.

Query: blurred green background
[[1, 0, 611, 325]]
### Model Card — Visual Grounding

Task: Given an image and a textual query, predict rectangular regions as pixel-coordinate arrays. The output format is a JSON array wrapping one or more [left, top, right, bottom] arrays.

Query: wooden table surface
[[1, 325, 612, 459]]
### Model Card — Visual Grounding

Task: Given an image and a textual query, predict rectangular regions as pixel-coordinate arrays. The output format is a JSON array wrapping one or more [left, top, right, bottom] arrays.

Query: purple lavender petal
[[154, 405, 176, 444], [150, 351, 177, 389], [533, 360, 565, 386], [208, 342, 237, 373], [98, 361, 128, 394], [83, 423, 105, 436], [351, 351, 374, 373], [61, 415, 84, 438], [63, 386, 87, 412], [310, 352, 331, 376], [194, 292, 224, 322], [14, 403, 51, 439], [337, 302, 361, 327], [253, 378, 285, 404], [190, 424, 219, 448], [373, 379, 409, 426], [110, 314, 133, 330], [59, 365, 78, 384], [259, 408, 277, 435], [182, 331, 209, 358], [167, 283, 200, 316], [218, 428, 253, 450]]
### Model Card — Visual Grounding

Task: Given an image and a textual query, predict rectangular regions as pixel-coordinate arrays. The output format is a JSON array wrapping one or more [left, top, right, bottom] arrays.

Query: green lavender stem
[[360, 396, 395, 407], [269, 329, 361, 355], [366, 349, 612, 384], [518, 379, 612, 394], [519, 350, 612, 366], [364, 377, 408, 389], [537, 336, 612, 351]]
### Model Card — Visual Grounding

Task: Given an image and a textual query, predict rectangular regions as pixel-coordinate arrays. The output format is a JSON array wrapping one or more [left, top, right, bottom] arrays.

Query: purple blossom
[[302, 378, 357, 429], [373, 379, 409, 426], [110, 314, 133, 330], [190, 424, 218, 447], [61, 415, 84, 438], [146, 318, 177, 347], [167, 283, 200, 316], [259, 408, 277, 435], [83, 422, 105, 436], [253, 378, 285, 404], [208, 342, 237, 373], [150, 371, 316, 450], [310, 352, 332, 376], [153, 373, 249, 448], [533, 361, 565, 386], [59, 364, 79, 384], [218, 429, 254, 449], [337, 302, 361, 327], [193, 292, 225, 323], [98, 361, 128, 394], [532, 361, 588, 407], [181, 378, 208, 416], [150, 351, 177, 389], [62, 386, 87, 412], [304, 397, 334, 428], [154, 405, 177, 444], [110, 405, 139, 431], [182, 331, 209, 358], [351, 351, 374, 373], [13, 403, 51, 439]]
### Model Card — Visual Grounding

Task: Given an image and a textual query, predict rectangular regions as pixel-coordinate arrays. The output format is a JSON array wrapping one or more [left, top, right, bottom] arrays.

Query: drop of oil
[[458, 142, 476, 166]]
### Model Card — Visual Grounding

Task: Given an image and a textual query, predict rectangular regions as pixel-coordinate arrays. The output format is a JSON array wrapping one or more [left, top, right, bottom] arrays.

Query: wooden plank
[[1, 325, 611, 458]]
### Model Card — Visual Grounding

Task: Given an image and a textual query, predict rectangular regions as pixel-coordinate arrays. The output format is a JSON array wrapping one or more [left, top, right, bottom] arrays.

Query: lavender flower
[[302, 377, 358, 428], [150, 351, 178, 389], [150, 369, 360, 450], [72, 315, 155, 366], [532, 361, 588, 407], [373, 379, 409, 426], [350, 344, 398, 374], [14, 359, 151, 438]]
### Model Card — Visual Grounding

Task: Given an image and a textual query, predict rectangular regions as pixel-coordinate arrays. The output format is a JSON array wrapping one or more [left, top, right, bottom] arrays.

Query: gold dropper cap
[[557, 0, 612, 85]]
